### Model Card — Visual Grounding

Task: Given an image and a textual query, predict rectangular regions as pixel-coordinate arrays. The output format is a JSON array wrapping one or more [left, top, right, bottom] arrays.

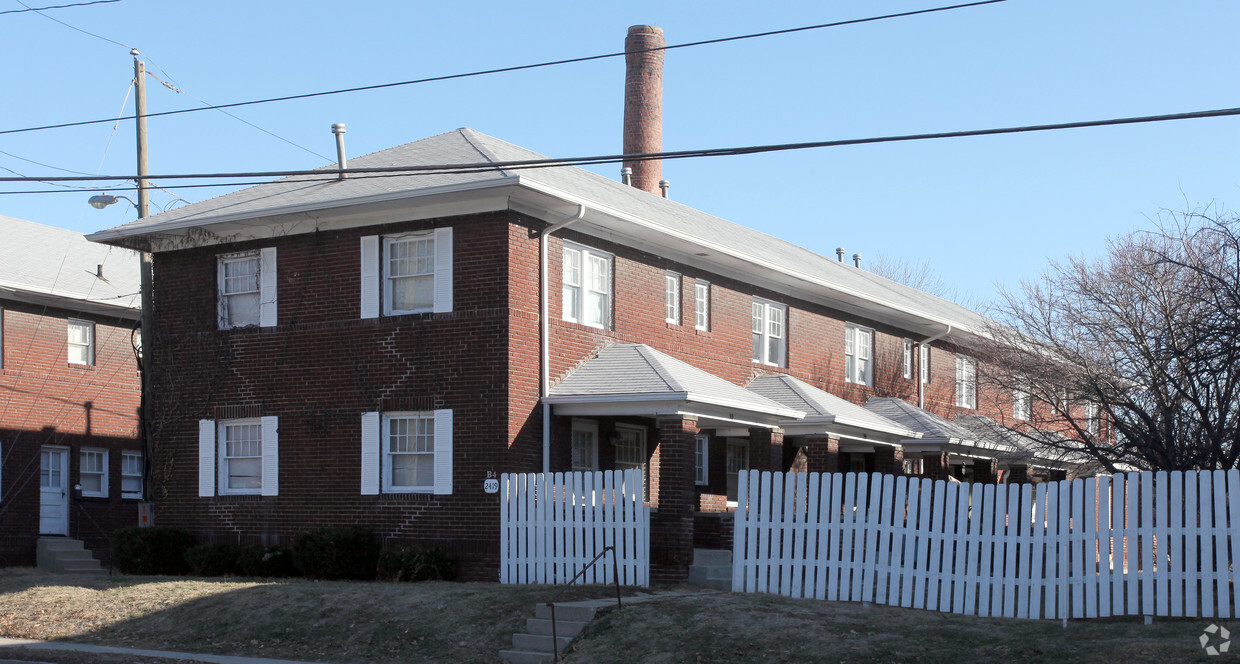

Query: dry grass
[[0, 568, 1223, 663]]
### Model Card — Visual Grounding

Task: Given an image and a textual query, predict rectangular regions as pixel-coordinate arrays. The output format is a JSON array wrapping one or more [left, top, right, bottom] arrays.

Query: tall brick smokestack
[[623, 25, 664, 195]]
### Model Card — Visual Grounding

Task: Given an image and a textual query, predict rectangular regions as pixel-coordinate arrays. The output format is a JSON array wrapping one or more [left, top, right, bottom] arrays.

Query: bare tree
[[867, 253, 976, 308], [980, 208, 1240, 472]]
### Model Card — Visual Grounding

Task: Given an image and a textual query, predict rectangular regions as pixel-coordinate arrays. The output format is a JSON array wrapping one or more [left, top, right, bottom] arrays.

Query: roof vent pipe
[[853, 253, 863, 268], [621, 167, 632, 186], [836, 248, 845, 262], [659, 179, 670, 198], [331, 123, 348, 180]]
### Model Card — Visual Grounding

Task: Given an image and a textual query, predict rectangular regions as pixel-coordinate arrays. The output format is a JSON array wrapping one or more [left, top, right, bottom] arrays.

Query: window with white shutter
[[362, 409, 453, 495], [218, 249, 277, 329], [360, 229, 453, 319], [199, 416, 278, 496]]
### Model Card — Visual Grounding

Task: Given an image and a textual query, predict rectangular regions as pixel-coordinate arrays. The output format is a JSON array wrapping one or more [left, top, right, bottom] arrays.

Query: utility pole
[[133, 49, 155, 516]]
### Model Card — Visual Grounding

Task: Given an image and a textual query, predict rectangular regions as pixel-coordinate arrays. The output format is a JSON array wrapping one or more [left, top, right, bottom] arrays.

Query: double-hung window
[[384, 413, 436, 491], [694, 281, 710, 331], [360, 410, 453, 495], [80, 449, 107, 497], [360, 229, 453, 318], [844, 324, 873, 385], [197, 416, 279, 497], [752, 298, 786, 367], [726, 439, 750, 503], [218, 248, 277, 329], [613, 424, 649, 500], [562, 243, 612, 329], [121, 451, 143, 499], [1084, 402, 1100, 435], [571, 419, 598, 471], [665, 272, 681, 324], [955, 355, 977, 409], [67, 319, 94, 366]]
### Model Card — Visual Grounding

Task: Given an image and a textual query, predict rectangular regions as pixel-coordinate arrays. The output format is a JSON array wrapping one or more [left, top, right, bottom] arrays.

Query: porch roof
[[745, 374, 921, 444], [545, 344, 804, 428], [864, 397, 1022, 461], [953, 414, 1080, 471]]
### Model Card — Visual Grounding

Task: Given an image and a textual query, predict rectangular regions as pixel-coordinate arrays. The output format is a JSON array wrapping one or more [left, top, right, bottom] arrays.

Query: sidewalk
[[0, 638, 326, 664]]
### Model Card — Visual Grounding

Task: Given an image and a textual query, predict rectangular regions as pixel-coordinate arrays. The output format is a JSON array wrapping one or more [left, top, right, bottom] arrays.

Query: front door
[[39, 447, 69, 535]]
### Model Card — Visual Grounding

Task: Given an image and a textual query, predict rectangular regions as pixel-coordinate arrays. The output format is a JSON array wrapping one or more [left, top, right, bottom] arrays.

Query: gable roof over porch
[[544, 344, 803, 428], [745, 374, 920, 445], [864, 397, 1022, 461]]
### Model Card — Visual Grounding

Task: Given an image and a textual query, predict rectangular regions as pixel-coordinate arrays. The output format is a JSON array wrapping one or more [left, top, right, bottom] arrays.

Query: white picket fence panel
[[733, 469, 1240, 619], [500, 469, 649, 587]]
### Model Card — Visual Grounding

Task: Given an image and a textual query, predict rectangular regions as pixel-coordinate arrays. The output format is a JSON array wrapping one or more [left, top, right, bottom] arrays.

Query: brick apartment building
[[86, 123, 1078, 581], [0, 214, 142, 565]]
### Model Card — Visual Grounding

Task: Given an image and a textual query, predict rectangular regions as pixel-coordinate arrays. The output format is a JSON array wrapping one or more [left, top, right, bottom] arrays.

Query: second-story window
[[1013, 380, 1031, 421], [67, 319, 94, 366], [752, 298, 786, 367], [385, 234, 436, 314], [955, 354, 977, 409], [845, 324, 873, 385], [562, 243, 612, 329], [665, 272, 681, 324], [694, 281, 710, 331], [920, 345, 931, 384], [218, 248, 277, 329]]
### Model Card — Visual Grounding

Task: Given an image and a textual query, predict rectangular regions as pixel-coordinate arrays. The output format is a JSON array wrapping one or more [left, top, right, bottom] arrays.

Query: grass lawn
[[0, 568, 1221, 663]]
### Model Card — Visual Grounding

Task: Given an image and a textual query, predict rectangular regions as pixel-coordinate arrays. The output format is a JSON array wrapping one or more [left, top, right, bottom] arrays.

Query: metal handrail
[[545, 545, 622, 662]]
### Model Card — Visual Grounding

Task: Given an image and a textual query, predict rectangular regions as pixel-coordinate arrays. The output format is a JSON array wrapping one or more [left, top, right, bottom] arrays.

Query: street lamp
[[87, 194, 137, 210]]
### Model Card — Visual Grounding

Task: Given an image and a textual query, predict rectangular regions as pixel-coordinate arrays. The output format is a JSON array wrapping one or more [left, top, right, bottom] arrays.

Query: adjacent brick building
[[0, 215, 142, 565], [87, 126, 1083, 582]]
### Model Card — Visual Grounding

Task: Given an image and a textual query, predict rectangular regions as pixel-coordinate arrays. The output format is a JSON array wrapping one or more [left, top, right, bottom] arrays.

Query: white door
[[39, 447, 69, 535]]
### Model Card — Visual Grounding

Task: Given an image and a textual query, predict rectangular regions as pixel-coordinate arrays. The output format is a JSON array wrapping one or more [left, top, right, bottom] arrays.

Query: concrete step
[[512, 633, 573, 652], [687, 565, 732, 591], [525, 617, 590, 637], [36, 538, 103, 574], [498, 649, 554, 664], [534, 603, 596, 623], [692, 548, 732, 566]]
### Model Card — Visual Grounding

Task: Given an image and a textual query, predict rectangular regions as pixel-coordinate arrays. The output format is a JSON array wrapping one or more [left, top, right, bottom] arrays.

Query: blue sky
[[2, 0, 1238, 307]]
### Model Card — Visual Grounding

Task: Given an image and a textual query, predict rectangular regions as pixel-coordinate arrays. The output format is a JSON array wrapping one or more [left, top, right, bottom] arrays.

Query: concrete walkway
[[0, 638, 326, 664]]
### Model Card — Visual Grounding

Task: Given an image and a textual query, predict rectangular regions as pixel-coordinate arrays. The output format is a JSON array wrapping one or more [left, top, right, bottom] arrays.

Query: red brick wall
[[147, 212, 514, 580], [0, 300, 141, 564]]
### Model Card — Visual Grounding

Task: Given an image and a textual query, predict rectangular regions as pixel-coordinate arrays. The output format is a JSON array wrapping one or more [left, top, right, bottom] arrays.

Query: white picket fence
[[733, 469, 1240, 619], [500, 470, 649, 587]]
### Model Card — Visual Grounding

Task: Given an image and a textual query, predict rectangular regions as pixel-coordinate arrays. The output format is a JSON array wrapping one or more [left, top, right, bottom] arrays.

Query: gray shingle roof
[[865, 397, 1017, 453], [745, 374, 919, 437], [549, 343, 800, 417], [0, 214, 140, 311], [88, 128, 991, 336]]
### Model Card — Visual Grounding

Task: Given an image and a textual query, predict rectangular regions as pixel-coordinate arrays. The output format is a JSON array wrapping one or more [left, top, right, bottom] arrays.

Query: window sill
[[67, 363, 96, 370], [377, 491, 437, 502]]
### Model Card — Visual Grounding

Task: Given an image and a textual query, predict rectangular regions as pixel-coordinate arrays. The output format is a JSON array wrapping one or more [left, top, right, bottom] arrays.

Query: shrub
[[237, 545, 298, 578], [291, 527, 379, 580], [112, 526, 194, 575], [378, 545, 459, 582], [184, 542, 241, 576]]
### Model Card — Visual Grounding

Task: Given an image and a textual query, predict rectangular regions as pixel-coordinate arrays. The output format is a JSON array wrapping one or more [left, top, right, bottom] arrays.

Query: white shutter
[[360, 236, 380, 319], [198, 419, 216, 497], [433, 409, 453, 495], [433, 227, 453, 313], [361, 412, 380, 495], [259, 247, 278, 327], [260, 416, 279, 496]]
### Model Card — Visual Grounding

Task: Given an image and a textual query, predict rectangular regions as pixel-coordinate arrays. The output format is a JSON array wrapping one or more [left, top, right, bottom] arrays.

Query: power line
[[0, 0, 1008, 137], [14, 0, 129, 48], [3, 104, 1238, 189], [0, 0, 121, 16]]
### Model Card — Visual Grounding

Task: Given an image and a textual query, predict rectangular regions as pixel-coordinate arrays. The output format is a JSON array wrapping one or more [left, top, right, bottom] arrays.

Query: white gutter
[[540, 204, 587, 473], [918, 324, 952, 408]]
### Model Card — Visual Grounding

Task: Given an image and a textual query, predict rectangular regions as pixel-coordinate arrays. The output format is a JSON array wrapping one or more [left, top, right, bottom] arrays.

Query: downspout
[[918, 324, 952, 409], [540, 204, 587, 473]]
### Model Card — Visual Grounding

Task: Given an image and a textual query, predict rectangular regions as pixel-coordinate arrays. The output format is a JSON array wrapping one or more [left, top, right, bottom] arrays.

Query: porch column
[[651, 414, 698, 585], [787, 445, 808, 473], [922, 451, 950, 481], [872, 445, 904, 476], [804, 435, 840, 474], [748, 427, 785, 471], [973, 458, 999, 484]]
